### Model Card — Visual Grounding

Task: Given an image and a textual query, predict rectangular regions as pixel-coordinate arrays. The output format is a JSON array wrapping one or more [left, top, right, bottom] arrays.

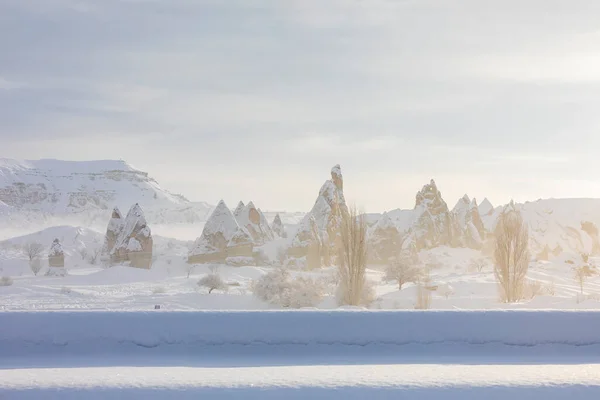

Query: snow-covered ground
[[1, 225, 599, 311], [2, 311, 600, 399]]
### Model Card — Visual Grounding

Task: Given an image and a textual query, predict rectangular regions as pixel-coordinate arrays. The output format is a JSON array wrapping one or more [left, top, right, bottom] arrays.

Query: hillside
[[0, 159, 213, 229]]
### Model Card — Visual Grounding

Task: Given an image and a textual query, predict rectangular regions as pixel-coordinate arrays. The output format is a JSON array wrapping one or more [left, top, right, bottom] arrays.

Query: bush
[[198, 273, 228, 294], [523, 280, 543, 299], [152, 286, 166, 294], [252, 269, 324, 308], [0, 276, 13, 287]]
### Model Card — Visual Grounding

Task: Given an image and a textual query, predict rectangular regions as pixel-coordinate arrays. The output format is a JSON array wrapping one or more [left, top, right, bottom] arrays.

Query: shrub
[[152, 286, 167, 294], [525, 280, 543, 299], [252, 269, 324, 308], [0, 276, 13, 287], [198, 273, 228, 294]]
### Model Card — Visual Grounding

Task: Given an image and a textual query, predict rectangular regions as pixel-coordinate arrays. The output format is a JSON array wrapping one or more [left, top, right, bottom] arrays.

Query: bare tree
[[23, 242, 44, 261], [470, 258, 488, 273], [415, 270, 433, 309], [337, 206, 370, 306], [574, 265, 595, 295], [77, 247, 88, 261], [88, 247, 102, 265], [186, 263, 196, 279], [384, 252, 421, 290], [494, 205, 530, 303]]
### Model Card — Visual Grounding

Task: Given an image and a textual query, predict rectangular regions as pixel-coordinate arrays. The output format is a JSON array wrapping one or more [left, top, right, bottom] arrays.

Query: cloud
[[1, 0, 600, 210]]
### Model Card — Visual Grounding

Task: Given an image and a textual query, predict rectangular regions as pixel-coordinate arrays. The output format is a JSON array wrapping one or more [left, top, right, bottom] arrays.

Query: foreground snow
[[2, 311, 600, 399], [3, 364, 600, 399]]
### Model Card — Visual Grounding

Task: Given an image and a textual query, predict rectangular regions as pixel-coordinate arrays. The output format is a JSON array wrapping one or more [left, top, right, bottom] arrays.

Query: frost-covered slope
[[0, 159, 212, 226]]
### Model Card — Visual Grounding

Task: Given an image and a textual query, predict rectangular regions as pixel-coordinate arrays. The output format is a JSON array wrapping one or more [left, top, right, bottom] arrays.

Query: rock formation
[[287, 214, 322, 269], [102, 204, 153, 268], [367, 212, 401, 264], [234, 201, 274, 245], [287, 165, 348, 268], [403, 180, 460, 251], [233, 201, 245, 218], [478, 198, 494, 216], [102, 207, 123, 257], [47, 238, 66, 276], [111, 204, 153, 269], [271, 213, 286, 238], [188, 200, 254, 264], [452, 195, 486, 249]]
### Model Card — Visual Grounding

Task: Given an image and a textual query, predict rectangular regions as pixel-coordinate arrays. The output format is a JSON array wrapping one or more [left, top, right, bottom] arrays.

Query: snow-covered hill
[[0, 159, 213, 229]]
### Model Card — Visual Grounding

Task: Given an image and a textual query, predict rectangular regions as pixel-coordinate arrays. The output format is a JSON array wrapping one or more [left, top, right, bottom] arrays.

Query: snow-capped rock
[[0, 158, 213, 227], [288, 164, 348, 267], [102, 207, 124, 257], [367, 212, 401, 264], [403, 179, 460, 251], [271, 213, 286, 238], [188, 200, 253, 264], [235, 202, 274, 245], [48, 238, 65, 268], [111, 204, 153, 269], [452, 195, 485, 249], [287, 214, 322, 269], [233, 201, 245, 218], [478, 198, 494, 216]]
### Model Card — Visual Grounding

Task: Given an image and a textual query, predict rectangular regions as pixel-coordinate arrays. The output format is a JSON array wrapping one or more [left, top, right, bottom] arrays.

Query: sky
[[2, 0, 600, 212]]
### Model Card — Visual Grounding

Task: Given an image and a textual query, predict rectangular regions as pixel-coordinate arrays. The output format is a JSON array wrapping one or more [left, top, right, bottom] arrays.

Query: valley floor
[[2, 246, 600, 311]]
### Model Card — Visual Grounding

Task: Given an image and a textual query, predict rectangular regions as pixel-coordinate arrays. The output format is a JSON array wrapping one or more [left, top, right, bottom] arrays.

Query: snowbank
[[3, 310, 600, 355]]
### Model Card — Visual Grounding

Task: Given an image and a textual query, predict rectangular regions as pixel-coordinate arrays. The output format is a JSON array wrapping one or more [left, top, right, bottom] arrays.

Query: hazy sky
[[2, 0, 600, 212]]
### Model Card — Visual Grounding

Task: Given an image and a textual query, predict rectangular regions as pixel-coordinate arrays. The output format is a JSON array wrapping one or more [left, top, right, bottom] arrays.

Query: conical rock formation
[[287, 165, 348, 268], [188, 200, 254, 264], [453, 195, 485, 249], [47, 238, 66, 276], [367, 212, 401, 264], [111, 204, 153, 269], [235, 202, 274, 245], [403, 179, 460, 251], [102, 207, 123, 257], [271, 213, 286, 238]]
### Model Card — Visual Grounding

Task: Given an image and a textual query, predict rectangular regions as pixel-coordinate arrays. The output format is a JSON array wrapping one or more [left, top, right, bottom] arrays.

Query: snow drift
[[3, 310, 600, 356]]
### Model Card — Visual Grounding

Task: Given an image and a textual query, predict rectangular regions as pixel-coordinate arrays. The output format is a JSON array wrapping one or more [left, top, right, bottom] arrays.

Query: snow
[[3, 310, 600, 353], [0, 158, 214, 234], [1, 364, 600, 399], [126, 237, 142, 252], [2, 311, 600, 398]]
